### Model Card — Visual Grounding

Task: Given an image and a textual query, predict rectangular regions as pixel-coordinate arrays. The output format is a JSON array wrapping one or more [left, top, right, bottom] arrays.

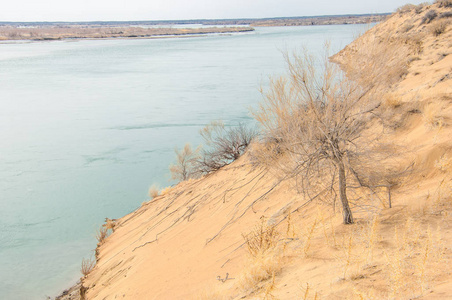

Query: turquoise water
[[0, 25, 368, 299]]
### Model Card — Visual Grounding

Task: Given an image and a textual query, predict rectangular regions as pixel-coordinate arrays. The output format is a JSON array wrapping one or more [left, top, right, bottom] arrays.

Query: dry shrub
[[197, 121, 258, 173], [255, 46, 396, 224], [397, 4, 415, 14], [169, 143, 201, 182], [439, 11, 452, 18], [160, 186, 172, 196], [102, 217, 116, 233], [148, 185, 160, 199], [431, 20, 449, 36], [237, 251, 283, 294], [96, 226, 108, 244], [436, 0, 452, 8], [400, 23, 414, 33], [170, 122, 257, 180], [80, 258, 95, 276], [421, 10, 438, 25], [238, 218, 285, 295], [415, 3, 429, 14], [383, 93, 403, 108], [242, 218, 280, 257]]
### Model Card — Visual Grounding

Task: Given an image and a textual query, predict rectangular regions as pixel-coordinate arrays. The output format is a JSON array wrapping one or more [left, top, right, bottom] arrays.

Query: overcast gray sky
[[1, 0, 429, 22]]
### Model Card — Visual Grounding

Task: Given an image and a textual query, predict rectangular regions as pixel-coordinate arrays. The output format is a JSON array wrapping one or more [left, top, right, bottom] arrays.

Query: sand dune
[[74, 2, 452, 299]]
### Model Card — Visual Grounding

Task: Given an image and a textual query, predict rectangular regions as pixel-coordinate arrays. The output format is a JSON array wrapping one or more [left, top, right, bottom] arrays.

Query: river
[[0, 24, 369, 299]]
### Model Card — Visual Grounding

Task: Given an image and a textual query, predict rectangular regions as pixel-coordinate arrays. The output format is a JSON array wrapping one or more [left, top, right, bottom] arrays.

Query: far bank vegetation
[[0, 26, 253, 41]]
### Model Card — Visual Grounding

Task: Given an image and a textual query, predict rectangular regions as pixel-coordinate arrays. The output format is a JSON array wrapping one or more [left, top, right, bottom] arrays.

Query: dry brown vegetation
[[148, 185, 160, 199], [253, 46, 401, 225], [0, 26, 253, 41], [169, 144, 201, 182], [78, 2, 452, 299], [95, 226, 108, 244], [436, 0, 452, 8], [169, 122, 257, 182], [80, 258, 95, 277], [250, 15, 387, 27]]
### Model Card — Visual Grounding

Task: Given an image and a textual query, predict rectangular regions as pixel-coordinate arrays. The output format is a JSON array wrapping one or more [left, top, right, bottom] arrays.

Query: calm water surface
[[0, 25, 368, 299]]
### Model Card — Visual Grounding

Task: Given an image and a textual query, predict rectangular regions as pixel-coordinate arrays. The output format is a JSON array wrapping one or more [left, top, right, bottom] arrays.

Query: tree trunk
[[337, 159, 354, 224]]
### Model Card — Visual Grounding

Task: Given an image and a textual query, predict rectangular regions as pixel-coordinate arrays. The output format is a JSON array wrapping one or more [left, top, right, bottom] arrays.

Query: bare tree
[[254, 48, 379, 224]]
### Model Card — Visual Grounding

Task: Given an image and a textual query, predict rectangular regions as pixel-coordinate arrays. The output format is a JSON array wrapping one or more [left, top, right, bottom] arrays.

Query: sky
[[1, 0, 429, 22]]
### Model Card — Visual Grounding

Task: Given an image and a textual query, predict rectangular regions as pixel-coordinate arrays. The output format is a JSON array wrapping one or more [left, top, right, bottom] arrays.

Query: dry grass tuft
[[237, 251, 283, 294], [160, 186, 172, 196], [302, 218, 318, 257], [242, 218, 280, 257], [383, 93, 403, 108], [237, 217, 292, 296], [80, 258, 95, 276], [96, 226, 108, 244], [383, 216, 448, 298]]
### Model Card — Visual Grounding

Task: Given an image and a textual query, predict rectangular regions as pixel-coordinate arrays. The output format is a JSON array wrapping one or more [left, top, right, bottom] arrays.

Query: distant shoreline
[[0, 13, 387, 42], [0, 26, 254, 42]]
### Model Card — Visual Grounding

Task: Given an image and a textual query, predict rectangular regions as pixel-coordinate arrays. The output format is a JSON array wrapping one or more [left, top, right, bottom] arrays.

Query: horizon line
[[0, 12, 391, 24]]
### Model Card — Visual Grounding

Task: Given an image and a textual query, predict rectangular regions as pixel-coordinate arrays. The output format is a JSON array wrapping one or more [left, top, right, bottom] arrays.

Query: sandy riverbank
[[56, 2, 452, 299]]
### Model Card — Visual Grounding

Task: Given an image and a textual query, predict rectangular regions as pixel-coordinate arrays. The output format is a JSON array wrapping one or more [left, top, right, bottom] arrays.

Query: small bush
[[384, 93, 403, 108], [401, 23, 414, 33], [397, 4, 415, 14], [80, 258, 95, 276], [103, 218, 116, 232], [197, 121, 258, 173], [148, 185, 160, 199], [439, 11, 452, 18], [96, 226, 108, 244], [415, 3, 428, 14], [421, 10, 438, 24], [431, 20, 449, 36], [242, 218, 280, 257], [238, 219, 283, 294], [160, 186, 172, 196], [169, 143, 201, 182], [436, 0, 452, 8]]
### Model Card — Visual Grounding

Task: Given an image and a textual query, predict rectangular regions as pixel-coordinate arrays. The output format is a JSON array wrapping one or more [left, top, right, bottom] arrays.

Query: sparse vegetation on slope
[[169, 122, 258, 183], [78, 2, 452, 299]]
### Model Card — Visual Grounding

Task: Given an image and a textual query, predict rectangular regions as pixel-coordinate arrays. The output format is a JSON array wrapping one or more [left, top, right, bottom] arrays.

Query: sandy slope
[[81, 3, 452, 299]]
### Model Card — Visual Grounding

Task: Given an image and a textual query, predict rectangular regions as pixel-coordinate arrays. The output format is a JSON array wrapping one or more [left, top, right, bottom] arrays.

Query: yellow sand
[[82, 3, 452, 299]]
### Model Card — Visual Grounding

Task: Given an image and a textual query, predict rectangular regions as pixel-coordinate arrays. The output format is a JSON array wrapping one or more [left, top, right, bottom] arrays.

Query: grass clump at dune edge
[[237, 218, 286, 297]]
